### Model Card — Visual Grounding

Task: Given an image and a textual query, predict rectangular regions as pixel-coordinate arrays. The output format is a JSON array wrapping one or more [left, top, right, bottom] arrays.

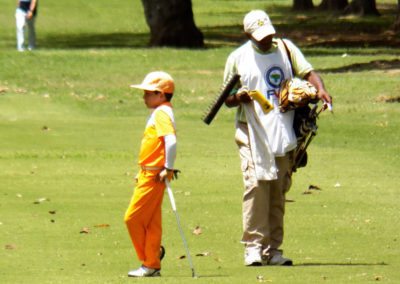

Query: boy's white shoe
[[244, 246, 262, 266], [128, 265, 161, 277]]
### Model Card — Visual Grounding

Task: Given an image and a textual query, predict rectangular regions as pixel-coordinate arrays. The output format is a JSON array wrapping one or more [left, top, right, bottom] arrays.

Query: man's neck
[[250, 39, 278, 54]]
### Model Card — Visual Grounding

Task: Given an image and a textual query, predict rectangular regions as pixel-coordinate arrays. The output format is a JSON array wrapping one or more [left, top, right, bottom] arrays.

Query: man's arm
[[225, 89, 252, 107], [223, 54, 252, 108], [304, 71, 332, 105], [285, 39, 332, 106], [26, 0, 37, 19]]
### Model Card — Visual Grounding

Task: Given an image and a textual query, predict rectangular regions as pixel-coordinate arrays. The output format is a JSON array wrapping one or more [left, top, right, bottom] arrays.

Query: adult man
[[224, 10, 332, 266], [15, 0, 38, 51]]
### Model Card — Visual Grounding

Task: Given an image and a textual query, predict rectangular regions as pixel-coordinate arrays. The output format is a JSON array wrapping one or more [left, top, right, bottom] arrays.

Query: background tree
[[393, 0, 400, 31], [344, 0, 380, 16], [319, 0, 348, 11], [141, 0, 204, 47], [293, 0, 314, 10]]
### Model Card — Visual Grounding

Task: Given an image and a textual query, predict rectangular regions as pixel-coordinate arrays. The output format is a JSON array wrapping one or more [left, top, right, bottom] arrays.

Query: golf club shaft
[[165, 180, 197, 278]]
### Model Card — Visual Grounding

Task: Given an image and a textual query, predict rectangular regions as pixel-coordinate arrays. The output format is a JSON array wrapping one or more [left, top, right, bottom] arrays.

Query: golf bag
[[292, 104, 319, 172]]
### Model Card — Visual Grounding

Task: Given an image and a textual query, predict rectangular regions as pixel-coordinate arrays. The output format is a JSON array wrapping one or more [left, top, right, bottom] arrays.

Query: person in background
[[16, 0, 38, 51]]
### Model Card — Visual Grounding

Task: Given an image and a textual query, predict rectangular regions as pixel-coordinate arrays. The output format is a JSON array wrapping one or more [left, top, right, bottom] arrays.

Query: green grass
[[1, 0, 400, 283]]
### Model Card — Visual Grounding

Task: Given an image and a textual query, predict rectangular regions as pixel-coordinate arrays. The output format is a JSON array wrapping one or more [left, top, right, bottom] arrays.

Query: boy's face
[[143, 90, 166, 109]]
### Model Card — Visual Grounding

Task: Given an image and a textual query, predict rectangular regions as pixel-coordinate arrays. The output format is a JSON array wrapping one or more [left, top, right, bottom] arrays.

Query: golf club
[[165, 179, 197, 278]]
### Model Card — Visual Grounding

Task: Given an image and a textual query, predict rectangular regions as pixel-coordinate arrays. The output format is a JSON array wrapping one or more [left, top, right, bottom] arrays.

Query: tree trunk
[[393, 0, 400, 32], [293, 0, 314, 10], [344, 0, 380, 16], [319, 0, 348, 11], [141, 0, 204, 47]]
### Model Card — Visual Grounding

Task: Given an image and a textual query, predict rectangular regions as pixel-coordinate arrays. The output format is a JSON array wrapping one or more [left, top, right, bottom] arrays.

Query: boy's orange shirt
[[138, 103, 175, 168]]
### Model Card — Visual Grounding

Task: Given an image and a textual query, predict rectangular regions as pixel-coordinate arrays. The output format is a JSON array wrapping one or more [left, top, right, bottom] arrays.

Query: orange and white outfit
[[124, 71, 177, 274]]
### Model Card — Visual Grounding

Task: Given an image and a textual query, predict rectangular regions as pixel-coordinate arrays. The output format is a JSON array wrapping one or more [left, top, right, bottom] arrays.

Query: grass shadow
[[203, 3, 400, 50], [320, 59, 400, 73], [202, 22, 400, 50], [21, 3, 400, 52], [295, 262, 388, 266], [39, 32, 150, 49]]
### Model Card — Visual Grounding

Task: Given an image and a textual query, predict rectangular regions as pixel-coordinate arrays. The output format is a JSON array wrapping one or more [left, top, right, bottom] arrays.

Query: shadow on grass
[[203, 3, 400, 50], [202, 25, 400, 50], [34, 4, 399, 52], [295, 262, 388, 266], [320, 59, 400, 73], [160, 274, 229, 279], [39, 32, 149, 49]]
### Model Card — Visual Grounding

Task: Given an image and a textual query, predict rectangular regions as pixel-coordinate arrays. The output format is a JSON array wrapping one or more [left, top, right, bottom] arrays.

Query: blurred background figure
[[15, 0, 38, 51]]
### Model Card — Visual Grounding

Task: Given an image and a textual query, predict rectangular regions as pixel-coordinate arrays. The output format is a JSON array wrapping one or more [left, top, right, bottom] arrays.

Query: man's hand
[[26, 10, 33, 19], [225, 86, 252, 107], [236, 89, 252, 103], [304, 71, 332, 108], [317, 89, 333, 112]]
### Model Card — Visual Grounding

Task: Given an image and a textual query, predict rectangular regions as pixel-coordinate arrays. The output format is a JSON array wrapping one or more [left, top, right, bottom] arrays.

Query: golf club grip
[[202, 74, 241, 125]]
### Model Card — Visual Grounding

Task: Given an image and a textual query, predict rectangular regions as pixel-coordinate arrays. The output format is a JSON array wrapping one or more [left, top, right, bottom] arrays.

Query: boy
[[124, 71, 177, 277]]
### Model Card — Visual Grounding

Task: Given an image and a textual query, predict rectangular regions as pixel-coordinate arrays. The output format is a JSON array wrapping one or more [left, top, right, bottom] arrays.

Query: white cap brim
[[252, 25, 276, 41], [129, 84, 158, 92]]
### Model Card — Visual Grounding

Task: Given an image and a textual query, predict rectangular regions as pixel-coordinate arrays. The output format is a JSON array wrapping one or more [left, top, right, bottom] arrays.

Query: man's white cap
[[243, 10, 276, 41], [130, 71, 175, 94]]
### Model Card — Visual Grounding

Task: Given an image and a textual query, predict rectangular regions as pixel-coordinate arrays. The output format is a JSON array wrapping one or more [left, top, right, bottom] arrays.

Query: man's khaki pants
[[235, 122, 293, 255]]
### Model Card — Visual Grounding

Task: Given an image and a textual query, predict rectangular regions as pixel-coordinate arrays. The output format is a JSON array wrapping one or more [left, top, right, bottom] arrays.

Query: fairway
[[1, 1, 400, 283]]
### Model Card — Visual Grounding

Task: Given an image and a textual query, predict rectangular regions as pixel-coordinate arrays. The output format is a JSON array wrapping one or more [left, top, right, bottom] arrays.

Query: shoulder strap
[[280, 38, 295, 77]]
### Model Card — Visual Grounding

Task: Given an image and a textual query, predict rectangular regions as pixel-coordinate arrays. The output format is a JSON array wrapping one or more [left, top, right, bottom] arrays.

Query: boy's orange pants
[[124, 169, 165, 269]]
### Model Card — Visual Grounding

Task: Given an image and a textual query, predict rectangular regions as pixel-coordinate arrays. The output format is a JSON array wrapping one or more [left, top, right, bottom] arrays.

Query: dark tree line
[[141, 0, 203, 47], [394, 0, 400, 31], [294, 0, 400, 31], [139, 0, 399, 48], [294, 0, 380, 15]]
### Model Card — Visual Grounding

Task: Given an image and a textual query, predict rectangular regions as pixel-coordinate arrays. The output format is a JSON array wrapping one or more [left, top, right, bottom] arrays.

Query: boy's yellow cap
[[130, 71, 175, 94]]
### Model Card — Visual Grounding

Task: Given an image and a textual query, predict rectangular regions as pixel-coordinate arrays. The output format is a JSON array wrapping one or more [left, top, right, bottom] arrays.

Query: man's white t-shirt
[[224, 38, 313, 156]]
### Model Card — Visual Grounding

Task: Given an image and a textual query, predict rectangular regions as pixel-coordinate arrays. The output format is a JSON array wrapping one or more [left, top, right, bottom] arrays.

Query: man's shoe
[[128, 266, 161, 277], [268, 254, 293, 266], [244, 246, 262, 266]]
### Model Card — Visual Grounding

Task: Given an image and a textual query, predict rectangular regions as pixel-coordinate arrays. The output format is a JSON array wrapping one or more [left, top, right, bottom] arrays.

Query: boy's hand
[[158, 168, 174, 182], [157, 168, 181, 182]]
